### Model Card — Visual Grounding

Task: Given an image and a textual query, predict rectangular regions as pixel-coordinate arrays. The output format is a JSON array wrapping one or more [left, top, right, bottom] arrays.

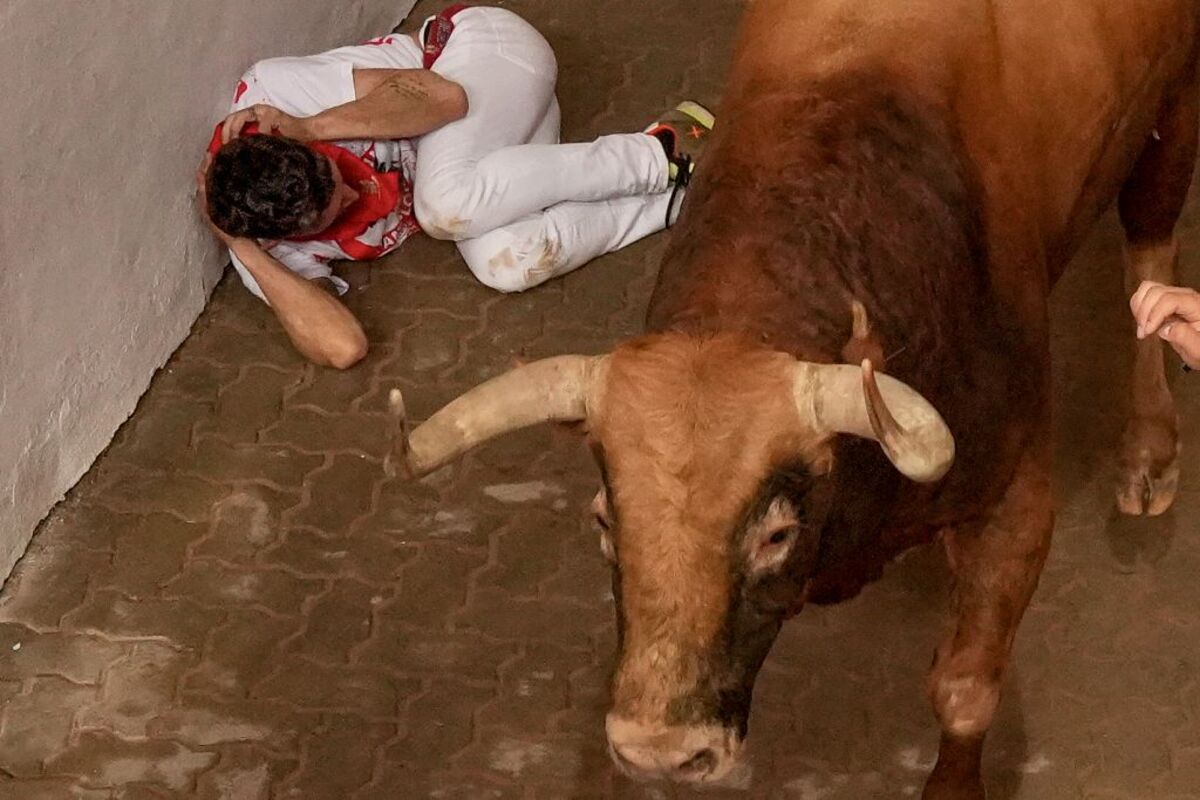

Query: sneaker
[[645, 100, 716, 183]]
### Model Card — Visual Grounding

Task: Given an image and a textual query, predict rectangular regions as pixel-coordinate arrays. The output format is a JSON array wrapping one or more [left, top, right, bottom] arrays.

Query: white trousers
[[412, 7, 672, 292]]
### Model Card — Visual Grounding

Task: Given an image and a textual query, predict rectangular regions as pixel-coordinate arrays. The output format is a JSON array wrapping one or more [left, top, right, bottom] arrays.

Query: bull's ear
[[791, 360, 955, 483], [839, 300, 885, 366]]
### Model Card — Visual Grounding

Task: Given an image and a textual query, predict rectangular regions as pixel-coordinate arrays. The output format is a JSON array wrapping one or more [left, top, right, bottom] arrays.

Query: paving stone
[[151, 357, 238, 402], [64, 591, 223, 651], [278, 715, 395, 800], [291, 579, 379, 663], [97, 513, 206, 598], [193, 745, 297, 800], [454, 728, 591, 786], [109, 398, 211, 472], [262, 408, 394, 460], [477, 641, 582, 732], [0, 625, 127, 684], [185, 437, 324, 490], [357, 623, 518, 683], [253, 656, 418, 718], [384, 543, 486, 630], [181, 608, 303, 698], [396, 311, 468, 374], [146, 695, 308, 751], [0, 780, 111, 800], [287, 368, 376, 415], [194, 487, 289, 562], [353, 762, 436, 800], [89, 468, 229, 524], [0, 546, 111, 629], [0, 677, 95, 777], [472, 511, 572, 596], [46, 730, 217, 793], [260, 528, 357, 579], [457, 588, 611, 649], [197, 325, 306, 370], [371, 271, 491, 319], [207, 365, 300, 440], [287, 453, 382, 531], [163, 560, 324, 616], [75, 643, 193, 739], [387, 681, 494, 764]]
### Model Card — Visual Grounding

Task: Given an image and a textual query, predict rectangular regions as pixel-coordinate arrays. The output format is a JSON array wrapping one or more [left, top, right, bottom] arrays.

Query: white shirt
[[225, 34, 425, 301]]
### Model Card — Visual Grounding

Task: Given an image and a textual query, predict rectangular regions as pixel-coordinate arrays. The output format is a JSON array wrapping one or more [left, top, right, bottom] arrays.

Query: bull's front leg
[[922, 444, 1053, 800]]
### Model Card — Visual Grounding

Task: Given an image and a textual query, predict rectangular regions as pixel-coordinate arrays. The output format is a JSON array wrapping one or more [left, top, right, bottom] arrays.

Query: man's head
[[205, 135, 358, 240]]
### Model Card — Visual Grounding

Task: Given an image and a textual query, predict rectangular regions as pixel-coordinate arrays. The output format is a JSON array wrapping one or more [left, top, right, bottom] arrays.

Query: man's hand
[[1131, 280, 1200, 369], [219, 103, 312, 144]]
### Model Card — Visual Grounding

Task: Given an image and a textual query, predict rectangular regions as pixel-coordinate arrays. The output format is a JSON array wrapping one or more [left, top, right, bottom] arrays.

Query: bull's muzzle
[[605, 714, 745, 785]]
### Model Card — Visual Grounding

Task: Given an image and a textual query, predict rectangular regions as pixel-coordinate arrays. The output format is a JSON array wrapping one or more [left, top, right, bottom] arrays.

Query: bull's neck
[[645, 72, 988, 386]]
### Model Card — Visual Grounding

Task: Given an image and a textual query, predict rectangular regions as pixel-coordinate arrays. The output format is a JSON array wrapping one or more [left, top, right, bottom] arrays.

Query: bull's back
[[728, 0, 1198, 267]]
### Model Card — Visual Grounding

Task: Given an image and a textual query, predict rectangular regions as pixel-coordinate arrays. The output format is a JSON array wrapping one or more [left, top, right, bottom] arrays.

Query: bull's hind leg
[[923, 445, 1053, 800], [1115, 80, 1198, 515]]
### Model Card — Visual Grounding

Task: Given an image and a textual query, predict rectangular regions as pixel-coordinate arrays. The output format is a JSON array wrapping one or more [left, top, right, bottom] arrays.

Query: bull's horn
[[792, 360, 954, 482], [401, 355, 608, 476]]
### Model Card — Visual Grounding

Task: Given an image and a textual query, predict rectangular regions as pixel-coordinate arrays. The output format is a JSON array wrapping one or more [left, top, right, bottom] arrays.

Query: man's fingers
[[1131, 280, 1162, 317], [221, 108, 255, 144], [1140, 291, 1194, 338], [1134, 286, 1190, 335], [1160, 321, 1200, 369]]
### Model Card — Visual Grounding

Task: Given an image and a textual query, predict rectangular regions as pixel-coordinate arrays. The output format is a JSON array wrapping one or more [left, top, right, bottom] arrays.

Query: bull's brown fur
[[588, 0, 1200, 795]]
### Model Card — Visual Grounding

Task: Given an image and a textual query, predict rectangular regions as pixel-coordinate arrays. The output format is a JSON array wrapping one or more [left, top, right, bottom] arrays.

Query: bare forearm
[[306, 69, 468, 141], [228, 240, 368, 369]]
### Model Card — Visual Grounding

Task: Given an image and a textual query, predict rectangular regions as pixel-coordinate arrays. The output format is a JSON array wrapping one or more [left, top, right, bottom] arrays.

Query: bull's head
[[394, 334, 953, 785]]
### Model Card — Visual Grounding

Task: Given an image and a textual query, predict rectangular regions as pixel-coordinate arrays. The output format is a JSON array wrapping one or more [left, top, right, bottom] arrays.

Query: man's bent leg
[[414, 8, 668, 241], [455, 191, 672, 293]]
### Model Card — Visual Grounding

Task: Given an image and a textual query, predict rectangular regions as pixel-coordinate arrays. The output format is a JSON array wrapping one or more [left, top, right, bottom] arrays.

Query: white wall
[[0, 0, 419, 583]]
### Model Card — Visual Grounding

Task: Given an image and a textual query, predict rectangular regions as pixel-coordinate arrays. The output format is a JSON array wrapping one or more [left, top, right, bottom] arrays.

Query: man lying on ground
[[196, 4, 713, 368]]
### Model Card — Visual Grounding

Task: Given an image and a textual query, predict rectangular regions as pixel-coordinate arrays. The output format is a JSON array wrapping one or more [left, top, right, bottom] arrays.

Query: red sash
[[423, 4, 470, 68]]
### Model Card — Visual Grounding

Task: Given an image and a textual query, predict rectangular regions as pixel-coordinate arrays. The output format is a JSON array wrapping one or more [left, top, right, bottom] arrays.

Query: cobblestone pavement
[[4, 1, 1200, 798]]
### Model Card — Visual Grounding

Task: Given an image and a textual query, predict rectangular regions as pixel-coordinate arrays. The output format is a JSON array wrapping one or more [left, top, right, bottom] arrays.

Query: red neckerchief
[[289, 141, 399, 243], [207, 121, 399, 243]]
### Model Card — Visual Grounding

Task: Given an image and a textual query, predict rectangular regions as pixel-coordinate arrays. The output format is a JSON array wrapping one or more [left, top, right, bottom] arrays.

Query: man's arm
[[221, 69, 468, 143], [310, 69, 469, 139], [228, 239, 368, 369]]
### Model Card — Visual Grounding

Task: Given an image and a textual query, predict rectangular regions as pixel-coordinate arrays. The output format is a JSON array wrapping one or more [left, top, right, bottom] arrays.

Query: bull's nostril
[[677, 747, 717, 775]]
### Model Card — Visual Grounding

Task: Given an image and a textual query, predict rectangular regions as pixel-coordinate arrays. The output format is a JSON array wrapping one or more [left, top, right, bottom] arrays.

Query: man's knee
[[458, 238, 546, 294], [414, 180, 475, 241]]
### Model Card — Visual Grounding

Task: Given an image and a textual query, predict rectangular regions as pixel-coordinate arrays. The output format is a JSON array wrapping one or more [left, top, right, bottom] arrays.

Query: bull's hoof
[[1116, 416, 1180, 516]]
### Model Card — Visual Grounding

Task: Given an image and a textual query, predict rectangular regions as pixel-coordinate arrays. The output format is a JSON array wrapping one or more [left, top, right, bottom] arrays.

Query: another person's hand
[[218, 103, 311, 144], [1130, 280, 1200, 369]]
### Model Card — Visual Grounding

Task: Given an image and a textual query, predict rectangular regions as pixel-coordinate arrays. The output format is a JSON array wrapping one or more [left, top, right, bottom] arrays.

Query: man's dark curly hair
[[206, 135, 335, 239]]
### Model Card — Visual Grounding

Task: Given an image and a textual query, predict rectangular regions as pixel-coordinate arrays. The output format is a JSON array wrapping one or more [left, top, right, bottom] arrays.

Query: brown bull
[[395, 1, 1199, 796]]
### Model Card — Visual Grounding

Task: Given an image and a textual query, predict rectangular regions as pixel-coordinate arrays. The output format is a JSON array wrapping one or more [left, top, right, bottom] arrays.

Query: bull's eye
[[745, 498, 802, 575], [749, 525, 798, 574]]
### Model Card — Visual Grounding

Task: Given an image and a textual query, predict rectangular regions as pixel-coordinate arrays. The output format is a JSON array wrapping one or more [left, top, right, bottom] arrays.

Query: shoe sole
[[675, 100, 716, 131]]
